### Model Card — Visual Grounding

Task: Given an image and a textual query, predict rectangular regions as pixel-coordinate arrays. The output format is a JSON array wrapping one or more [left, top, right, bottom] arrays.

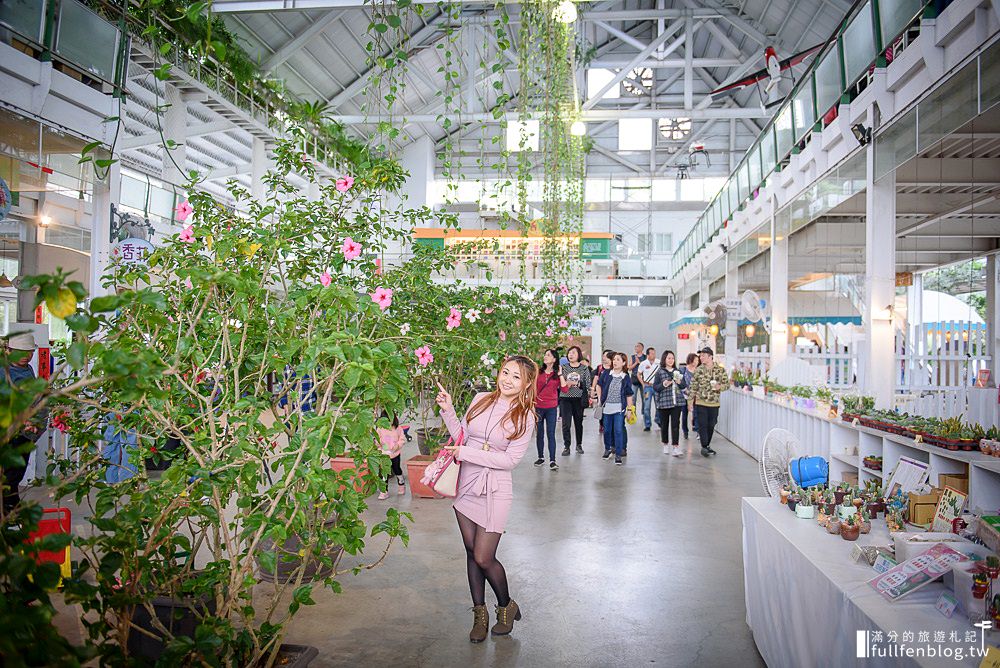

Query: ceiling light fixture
[[570, 120, 586, 136], [38, 215, 51, 227], [553, 1, 577, 23]]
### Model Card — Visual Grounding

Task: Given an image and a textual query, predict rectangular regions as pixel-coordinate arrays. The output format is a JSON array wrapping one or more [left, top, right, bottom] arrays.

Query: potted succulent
[[987, 556, 1000, 580], [833, 482, 850, 505], [973, 572, 991, 599], [795, 494, 815, 519], [839, 497, 858, 521], [840, 513, 861, 541], [780, 486, 791, 505], [886, 510, 905, 533], [788, 487, 800, 513], [859, 509, 872, 534], [826, 516, 842, 535], [823, 489, 837, 516]]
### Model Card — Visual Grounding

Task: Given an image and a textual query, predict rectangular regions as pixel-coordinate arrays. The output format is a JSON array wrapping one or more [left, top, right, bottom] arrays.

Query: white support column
[[724, 256, 738, 368], [987, 255, 999, 381], [161, 84, 187, 186], [769, 198, 788, 370], [89, 162, 120, 297], [251, 137, 269, 201], [863, 141, 896, 408]]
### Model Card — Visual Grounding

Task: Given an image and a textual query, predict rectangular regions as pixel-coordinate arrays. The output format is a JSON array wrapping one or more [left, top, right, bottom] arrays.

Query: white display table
[[721, 391, 1000, 513], [743, 497, 990, 667]]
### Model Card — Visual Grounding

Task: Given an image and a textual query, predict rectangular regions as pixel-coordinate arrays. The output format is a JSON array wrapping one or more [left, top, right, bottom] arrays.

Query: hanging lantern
[[744, 324, 756, 338], [791, 324, 801, 337], [962, 330, 969, 342], [945, 331, 952, 342], [709, 324, 719, 337]]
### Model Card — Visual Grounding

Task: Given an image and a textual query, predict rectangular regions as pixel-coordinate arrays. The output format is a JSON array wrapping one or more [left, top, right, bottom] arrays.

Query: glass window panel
[[748, 145, 762, 192], [917, 60, 977, 151], [763, 128, 777, 175], [775, 105, 794, 161], [793, 83, 815, 142], [814, 47, 843, 117], [982, 40, 1000, 113], [120, 174, 148, 211], [728, 179, 739, 214], [842, 2, 875, 85], [618, 118, 652, 151], [651, 179, 676, 201], [55, 0, 119, 82], [149, 184, 176, 219], [587, 69, 621, 100], [0, 0, 45, 41], [585, 178, 609, 202], [738, 162, 750, 202], [680, 178, 705, 201], [875, 107, 916, 181], [879, 0, 924, 46]]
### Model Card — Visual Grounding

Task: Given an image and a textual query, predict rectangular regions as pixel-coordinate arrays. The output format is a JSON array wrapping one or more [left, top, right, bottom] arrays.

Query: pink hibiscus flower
[[446, 307, 462, 331], [485, 307, 494, 314], [178, 225, 194, 243], [600, 307, 608, 316], [559, 318, 568, 328], [415, 345, 434, 367], [342, 237, 362, 260], [370, 287, 393, 311], [320, 271, 332, 287], [559, 283, 569, 296], [545, 327, 554, 337], [499, 330, 506, 342], [184, 277, 194, 290], [175, 200, 193, 222], [335, 176, 355, 192]]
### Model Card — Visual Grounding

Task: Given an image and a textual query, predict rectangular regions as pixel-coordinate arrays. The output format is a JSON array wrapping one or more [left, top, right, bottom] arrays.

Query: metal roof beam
[[119, 121, 234, 150], [329, 107, 768, 124], [262, 10, 347, 72], [589, 57, 742, 68]]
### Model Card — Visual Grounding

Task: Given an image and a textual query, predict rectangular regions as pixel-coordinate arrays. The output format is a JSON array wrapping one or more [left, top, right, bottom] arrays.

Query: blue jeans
[[602, 411, 626, 456], [535, 406, 558, 461], [642, 386, 659, 428]]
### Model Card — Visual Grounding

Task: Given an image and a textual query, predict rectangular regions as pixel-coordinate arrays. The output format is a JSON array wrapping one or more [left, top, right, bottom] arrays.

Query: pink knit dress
[[441, 393, 535, 534]]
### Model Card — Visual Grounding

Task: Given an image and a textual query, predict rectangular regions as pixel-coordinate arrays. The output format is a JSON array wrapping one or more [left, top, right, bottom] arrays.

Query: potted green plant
[[987, 556, 1000, 579], [795, 494, 815, 519], [859, 509, 871, 534], [973, 572, 991, 599], [787, 487, 800, 512], [840, 513, 861, 541]]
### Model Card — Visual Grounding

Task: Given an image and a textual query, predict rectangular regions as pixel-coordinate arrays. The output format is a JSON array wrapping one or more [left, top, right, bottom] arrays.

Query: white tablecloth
[[743, 497, 987, 668]]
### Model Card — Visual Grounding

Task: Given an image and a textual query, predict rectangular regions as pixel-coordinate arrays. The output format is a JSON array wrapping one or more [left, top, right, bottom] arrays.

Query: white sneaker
[[672, 445, 683, 457], [662, 445, 669, 455]]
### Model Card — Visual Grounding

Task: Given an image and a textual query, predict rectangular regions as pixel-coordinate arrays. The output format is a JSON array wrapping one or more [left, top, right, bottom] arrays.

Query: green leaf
[[158, 42, 172, 56], [66, 341, 86, 370], [292, 584, 315, 606], [81, 141, 101, 156], [153, 63, 171, 81], [373, 23, 388, 33], [397, 0, 411, 7], [386, 14, 401, 28], [210, 40, 227, 61], [89, 296, 122, 313], [95, 159, 117, 168]]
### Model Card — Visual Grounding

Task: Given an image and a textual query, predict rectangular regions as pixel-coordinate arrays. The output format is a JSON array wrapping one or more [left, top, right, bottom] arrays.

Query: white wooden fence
[[895, 323, 989, 391], [791, 344, 856, 389], [735, 345, 769, 376]]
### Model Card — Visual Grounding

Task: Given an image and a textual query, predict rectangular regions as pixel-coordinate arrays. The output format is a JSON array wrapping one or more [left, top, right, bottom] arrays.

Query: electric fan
[[759, 428, 830, 496], [741, 289, 768, 334]]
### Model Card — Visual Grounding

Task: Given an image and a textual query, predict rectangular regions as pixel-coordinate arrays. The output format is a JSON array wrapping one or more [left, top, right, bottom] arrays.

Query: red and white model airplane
[[710, 43, 824, 104]]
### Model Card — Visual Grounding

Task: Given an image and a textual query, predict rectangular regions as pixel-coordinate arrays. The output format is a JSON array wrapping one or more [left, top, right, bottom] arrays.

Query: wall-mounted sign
[[895, 272, 913, 287], [111, 238, 154, 265], [580, 238, 611, 259]]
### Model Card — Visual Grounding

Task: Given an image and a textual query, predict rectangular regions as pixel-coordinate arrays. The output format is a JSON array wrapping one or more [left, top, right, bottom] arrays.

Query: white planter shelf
[[718, 390, 1000, 513]]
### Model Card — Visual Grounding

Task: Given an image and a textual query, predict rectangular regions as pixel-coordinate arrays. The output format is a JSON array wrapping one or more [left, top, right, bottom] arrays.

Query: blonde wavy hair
[[466, 355, 538, 440]]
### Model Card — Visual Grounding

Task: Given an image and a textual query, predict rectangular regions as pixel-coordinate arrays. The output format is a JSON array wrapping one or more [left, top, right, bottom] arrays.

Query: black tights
[[455, 509, 509, 607]]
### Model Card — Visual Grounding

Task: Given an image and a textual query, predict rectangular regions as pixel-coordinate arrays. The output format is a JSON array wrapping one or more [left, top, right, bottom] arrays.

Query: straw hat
[[7, 332, 36, 351]]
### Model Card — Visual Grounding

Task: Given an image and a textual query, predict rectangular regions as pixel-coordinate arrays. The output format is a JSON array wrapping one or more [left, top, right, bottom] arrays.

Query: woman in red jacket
[[533, 348, 562, 470]]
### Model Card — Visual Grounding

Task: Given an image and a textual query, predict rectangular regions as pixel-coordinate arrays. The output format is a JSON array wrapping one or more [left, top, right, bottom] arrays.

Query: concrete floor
[[282, 421, 768, 668]]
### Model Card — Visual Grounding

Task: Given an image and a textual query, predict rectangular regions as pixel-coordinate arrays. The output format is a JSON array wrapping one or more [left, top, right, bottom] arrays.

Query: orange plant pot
[[329, 456, 373, 495], [406, 455, 442, 499]]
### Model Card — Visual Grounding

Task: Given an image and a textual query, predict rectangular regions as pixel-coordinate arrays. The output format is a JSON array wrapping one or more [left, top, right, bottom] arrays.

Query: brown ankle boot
[[470, 605, 489, 643], [491, 599, 521, 636]]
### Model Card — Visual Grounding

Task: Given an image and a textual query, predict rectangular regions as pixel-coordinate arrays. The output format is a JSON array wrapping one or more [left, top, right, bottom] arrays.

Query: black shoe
[[549, 461, 559, 471], [643, 427, 650, 432], [622, 449, 627, 457], [602, 450, 612, 460], [614, 456, 623, 466], [533, 458, 545, 467], [701, 447, 710, 457], [576, 445, 584, 454], [561, 447, 570, 456], [707, 447, 717, 455], [683, 432, 689, 440]]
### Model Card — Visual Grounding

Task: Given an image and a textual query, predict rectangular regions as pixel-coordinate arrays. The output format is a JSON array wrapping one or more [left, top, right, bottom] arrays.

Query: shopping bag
[[625, 405, 638, 425], [420, 429, 463, 497]]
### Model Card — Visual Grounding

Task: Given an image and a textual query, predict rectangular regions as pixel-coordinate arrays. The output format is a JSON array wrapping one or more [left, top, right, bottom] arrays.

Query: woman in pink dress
[[436, 355, 538, 643]]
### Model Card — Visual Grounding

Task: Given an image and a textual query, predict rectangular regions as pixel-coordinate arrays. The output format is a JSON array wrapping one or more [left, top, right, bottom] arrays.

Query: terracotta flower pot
[[405, 455, 441, 499], [824, 502, 837, 515], [973, 583, 990, 599], [780, 489, 790, 505], [834, 490, 846, 505], [826, 519, 841, 535], [329, 456, 373, 495], [852, 497, 864, 511], [788, 497, 799, 512], [860, 520, 871, 534], [840, 524, 860, 541]]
